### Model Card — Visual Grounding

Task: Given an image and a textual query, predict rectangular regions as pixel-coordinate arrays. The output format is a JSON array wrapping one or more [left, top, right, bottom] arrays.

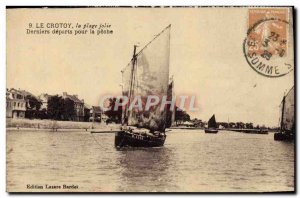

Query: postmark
[[243, 8, 293, 77]]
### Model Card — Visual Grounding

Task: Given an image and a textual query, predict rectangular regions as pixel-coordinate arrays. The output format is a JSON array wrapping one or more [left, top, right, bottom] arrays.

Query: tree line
[[104, 97, 191, 125], [24, 96, 192, 124], [25, 95, 82, 121]]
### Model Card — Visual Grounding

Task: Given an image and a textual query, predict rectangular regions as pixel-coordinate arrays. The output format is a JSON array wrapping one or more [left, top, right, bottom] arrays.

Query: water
[[7, 129, 294, 192]]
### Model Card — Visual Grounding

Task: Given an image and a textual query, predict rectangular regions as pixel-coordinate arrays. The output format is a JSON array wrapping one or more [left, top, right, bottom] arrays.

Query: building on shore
[[39, 92, 88, 122], [83, 104, 91, 122], [62, 92, 85, 121], [89, 106, 102, 122], [38, 93, 52, 110], [6, 88, 40, 118], [102, 113, 108, 123], [7, 89, 91, 122], [6, 88, 26, 118]]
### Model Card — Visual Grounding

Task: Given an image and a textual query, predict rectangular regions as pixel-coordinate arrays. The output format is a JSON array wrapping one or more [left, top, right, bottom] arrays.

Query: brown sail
[[208, 114, 217, 128], [274, 86, 295, 141], [280, 86, 295, 132], [122, 25, 171, 132]]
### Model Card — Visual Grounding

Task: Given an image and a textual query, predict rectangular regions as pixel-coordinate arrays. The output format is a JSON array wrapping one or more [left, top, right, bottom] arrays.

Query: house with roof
[[83, 104, 92, 122], [38, 93, 52, 110], [89, 106, 102, 122], [6, 88, 40, 118], [6, 88, 27, 118], [62, 92, 85, 121]]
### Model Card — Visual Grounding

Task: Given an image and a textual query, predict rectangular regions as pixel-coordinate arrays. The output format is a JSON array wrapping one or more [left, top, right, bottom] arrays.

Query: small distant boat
[[274, 86, 295, 141], [205, 114, 218, 133]]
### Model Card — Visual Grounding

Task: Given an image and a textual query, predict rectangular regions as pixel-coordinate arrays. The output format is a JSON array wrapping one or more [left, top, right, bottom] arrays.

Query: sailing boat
[[274, 86, 295, 141], [205, 114, 218, 133], [115, 25, 171, 148]]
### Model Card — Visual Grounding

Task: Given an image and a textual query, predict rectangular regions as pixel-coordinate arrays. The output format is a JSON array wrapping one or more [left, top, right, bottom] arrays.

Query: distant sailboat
[[205, 114, 218, 133], [274, 86, 295, 141], [115, 25, 171, 148]]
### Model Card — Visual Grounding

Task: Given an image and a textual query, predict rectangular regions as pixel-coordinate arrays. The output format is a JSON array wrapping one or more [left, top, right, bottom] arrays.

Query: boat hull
[[205, 128, 218, 133], [230, 129, 268, 134], [245, 130, 268, 134], [115, 131, 166, 148], [274, 132, 294, 141]]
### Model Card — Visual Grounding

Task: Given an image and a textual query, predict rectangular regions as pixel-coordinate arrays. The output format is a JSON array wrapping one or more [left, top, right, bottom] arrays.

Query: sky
[[7, 7, 294, 127]]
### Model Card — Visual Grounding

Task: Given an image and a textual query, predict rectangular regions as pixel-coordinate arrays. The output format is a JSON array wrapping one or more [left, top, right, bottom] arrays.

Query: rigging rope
[[90, 133, 104, 149]]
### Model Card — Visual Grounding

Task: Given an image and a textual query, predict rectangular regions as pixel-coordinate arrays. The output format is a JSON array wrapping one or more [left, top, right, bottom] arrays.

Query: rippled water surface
[[7, 129, 294, 192]]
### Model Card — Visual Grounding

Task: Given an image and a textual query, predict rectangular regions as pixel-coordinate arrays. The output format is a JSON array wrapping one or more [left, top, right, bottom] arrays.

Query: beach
[[6, 118, 120, 131]]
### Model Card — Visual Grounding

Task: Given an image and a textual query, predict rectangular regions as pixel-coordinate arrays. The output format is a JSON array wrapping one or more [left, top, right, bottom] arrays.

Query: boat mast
[[127, 45, 138, 123], [227, 117, 229, 128], [280, 94, 286, 132], [121, 70, 126, 125]]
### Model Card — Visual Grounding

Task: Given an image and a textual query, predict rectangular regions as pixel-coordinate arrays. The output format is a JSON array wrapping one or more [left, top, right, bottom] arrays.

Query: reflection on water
[[7, 129, 294, 192], [117, 147, 175, 192]]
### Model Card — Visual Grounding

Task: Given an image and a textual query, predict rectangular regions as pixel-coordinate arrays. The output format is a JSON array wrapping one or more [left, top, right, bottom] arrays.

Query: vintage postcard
[[6, 6, 295, 192]]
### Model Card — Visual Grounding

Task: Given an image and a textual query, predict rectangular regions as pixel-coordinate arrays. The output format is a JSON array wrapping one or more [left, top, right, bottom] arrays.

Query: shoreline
[[6, 118, 121, 132], [6, 119, 278, 133], [6, 127, 119, 133]]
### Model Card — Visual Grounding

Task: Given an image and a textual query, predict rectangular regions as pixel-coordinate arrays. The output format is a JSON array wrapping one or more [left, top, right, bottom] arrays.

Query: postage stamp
[[244, 8, 293, 77]]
